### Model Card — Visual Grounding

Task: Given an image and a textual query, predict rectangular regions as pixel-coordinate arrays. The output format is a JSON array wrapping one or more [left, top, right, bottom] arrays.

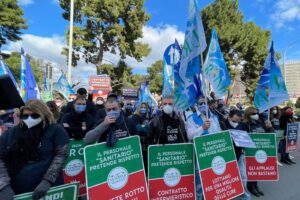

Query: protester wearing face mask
[[123, 102, 134, 117], [60, 97, 94, 140], [198, 97, 222, 134], [279, 106, 296, 165], [220, 109, 251, 200], [94, 97, 106, 125], [270, 106, 284, 166], [241, 106, 273, 197], [84, 97, 137, 146], [0, 100, 69, 200], [62, 88, 96, 117], [149, 96, 187, 145]]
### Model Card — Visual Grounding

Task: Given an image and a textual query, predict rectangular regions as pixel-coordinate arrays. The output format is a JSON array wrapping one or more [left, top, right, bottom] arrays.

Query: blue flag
[[53, 73, 75, 100], [138, 80, 158, 108], [203, 30, 231, 98], [254, 42, 289, 113], [20, 48, 40, 101], [0, 56, 19, 90]]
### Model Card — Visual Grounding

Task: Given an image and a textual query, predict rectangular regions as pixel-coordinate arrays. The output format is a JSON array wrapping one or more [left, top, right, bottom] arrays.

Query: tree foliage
[[59, 0, 151, 74], [147, 60, 163, 95], [0, 0, 28, 49], [202, 0, 271, 102], [4, 52, 43, 85]]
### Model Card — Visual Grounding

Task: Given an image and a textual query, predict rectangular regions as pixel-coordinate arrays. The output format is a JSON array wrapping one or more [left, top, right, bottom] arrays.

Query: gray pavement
[[252, 151, 300, 200]]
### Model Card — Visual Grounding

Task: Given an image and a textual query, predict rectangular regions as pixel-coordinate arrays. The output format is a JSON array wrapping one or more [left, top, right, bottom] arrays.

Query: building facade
[[282, 61, 300, 98]]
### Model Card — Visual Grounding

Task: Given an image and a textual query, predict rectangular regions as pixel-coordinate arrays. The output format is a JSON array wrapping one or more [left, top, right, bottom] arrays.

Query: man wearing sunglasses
[[84, 97, 136, 147], [149, 96, 187, 145]]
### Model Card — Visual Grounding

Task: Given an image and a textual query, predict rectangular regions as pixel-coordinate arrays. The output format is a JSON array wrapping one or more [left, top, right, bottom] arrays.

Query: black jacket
[[97, 114, 137, 143], [279, 115, 294, 136], [220, 120, 243, 161], [149, 112, 187, 145], [60, 111, 94, 140]]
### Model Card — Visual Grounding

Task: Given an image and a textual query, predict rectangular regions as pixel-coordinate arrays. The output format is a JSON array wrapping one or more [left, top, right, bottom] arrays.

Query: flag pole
[[67, 0, 74, 84], [200, 53, 209, 118]]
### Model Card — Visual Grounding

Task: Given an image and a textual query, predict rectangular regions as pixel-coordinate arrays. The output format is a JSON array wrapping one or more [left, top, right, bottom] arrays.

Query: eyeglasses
[[251, 113, 258, 115], [163, 103, 173, 106], [21, 113, 40, 120], [106, 107, 118, 112], [76, 103, 86, 106]]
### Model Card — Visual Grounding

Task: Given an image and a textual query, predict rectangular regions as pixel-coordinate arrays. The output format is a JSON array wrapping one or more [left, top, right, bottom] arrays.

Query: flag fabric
[[0, 56, 19, 90], [174, 0, 206, 112], [20, 48, 40, 101], [138, 80, 158, 108], [203, 29, 231, 98], [162, 44, 178, 97], [254, 42, 289, 113], [53, 73, 75, 100]]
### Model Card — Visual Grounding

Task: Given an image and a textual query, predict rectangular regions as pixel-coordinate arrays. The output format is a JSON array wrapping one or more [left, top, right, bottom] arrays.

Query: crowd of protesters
[[0, 87, 297, 200]]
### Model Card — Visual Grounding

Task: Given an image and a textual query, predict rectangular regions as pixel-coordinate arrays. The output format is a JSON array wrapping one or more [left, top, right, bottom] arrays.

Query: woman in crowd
[[242, 106, 273, 197], [220, 109, 251, 200], [0, 100, 69, 200], [131, 102, 151, 172], [60, 97, 94, 140], [46, 101, 62, 122], [270, 106, 284, 166], [279, 106, 296, 165]]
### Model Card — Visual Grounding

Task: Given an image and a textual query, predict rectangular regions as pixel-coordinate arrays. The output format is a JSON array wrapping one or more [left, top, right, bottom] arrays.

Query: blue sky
[[5, 0, 300, 81]]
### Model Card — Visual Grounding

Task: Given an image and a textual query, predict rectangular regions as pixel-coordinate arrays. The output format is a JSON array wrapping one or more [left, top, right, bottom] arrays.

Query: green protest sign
[[148, 143, 195, 199], [84, 135, 148, 199], [14, 182, 79, 200], [194, 131, 244, 200], [63, 139, 86, 196], [244, 133, 278, 181]]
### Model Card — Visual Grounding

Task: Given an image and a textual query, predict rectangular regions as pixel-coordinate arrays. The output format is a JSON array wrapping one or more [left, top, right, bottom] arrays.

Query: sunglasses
[[21, 113, 40, 120], [106, 107, 118, 112], [251, 113, 258, 115], [163, 103, 173, 106]]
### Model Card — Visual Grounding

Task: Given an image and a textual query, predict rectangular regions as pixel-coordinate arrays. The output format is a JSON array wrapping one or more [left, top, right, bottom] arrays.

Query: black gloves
[[32, 180, 51, 200], [0, 185, 14, 200]]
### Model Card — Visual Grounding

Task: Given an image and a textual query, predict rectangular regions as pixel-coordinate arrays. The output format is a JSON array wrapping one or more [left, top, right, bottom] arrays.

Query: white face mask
[[96, 100, 104, 105], [163, 105, 173, 115], [250, 114, 259, 121], [229, 119, 239, 128], [272, 110, 277, 114], [23, 116, 42, 129]]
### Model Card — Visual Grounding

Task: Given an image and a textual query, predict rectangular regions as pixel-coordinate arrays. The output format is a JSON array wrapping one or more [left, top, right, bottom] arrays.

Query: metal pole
[[67, 0, 74, 83]]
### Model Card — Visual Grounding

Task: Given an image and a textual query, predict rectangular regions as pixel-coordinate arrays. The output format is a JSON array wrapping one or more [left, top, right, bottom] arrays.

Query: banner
[[194, 131, 244, 200], [286, 123, 298, 152], [148, 144, 195, 200], [63, 140, 86, 196], [14, 182, 79, 200], [122, 88, 138, 99], [244, 133, 278, 181], [88, 75, 112, 91], [230, 130, 256, 148], [84, 136, 148, 199]]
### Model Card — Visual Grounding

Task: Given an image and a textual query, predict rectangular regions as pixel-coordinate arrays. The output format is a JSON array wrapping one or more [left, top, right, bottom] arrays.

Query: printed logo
[[163, 168, 181, 187], [65, 159, 84, 176], [255, 150, 267, 164], [107, 167, 128, 190], [212, 156, 226, 175]]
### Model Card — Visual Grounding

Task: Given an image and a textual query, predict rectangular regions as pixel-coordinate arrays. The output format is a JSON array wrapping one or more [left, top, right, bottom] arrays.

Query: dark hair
[[46, 101, 60, 122], [77, 88, 87, 95], [229, 109, 242, 118], [74, 96, 87, 104]]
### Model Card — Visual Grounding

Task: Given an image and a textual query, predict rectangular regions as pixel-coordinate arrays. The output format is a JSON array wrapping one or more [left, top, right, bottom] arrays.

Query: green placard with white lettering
[[244, 133, 278, 181], [148, 143, 195, 199], [84, 135, 149, 200], [63, 139, 86, 196], [14, 182, 79, 200], [194, 131, 244, 200]]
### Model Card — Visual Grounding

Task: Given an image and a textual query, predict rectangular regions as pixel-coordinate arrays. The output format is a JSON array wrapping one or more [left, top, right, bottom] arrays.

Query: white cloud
[[4, 25, 185, 83], [18, 0, 34, 6], [271, 0, 300, 28]]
